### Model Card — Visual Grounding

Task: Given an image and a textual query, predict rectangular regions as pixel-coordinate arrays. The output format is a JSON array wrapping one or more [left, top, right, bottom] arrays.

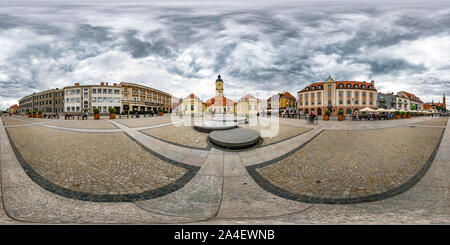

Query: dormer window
[[347, 84, 351, 88], [312, 86, 316, 90], [306, 87, 309, 91], [339, 84, 343, 88], [354, 84, 359, 88], [368, 86, 372, 89], [318, 85, 322, 89], [362, 85, 366, 89]]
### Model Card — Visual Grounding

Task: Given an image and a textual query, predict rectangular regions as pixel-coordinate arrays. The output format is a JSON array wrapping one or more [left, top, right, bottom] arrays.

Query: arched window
[[362, 85, 366, 89], [318, 85, 322, 89], [354, 84, 358, 88], [339, 84, 343, 88], [368, 86, 372, 89], [312, 86, 316, 90], [347, 83, 351, 88], [306, 87, 309, 91], [346, 108, 351, 114]]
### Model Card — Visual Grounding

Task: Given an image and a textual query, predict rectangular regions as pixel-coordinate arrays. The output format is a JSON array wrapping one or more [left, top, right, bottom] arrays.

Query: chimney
[[100, 82, 104, 86], [113, 83, 117, 87], [371, 80, 374, 85], [75, 83, 79, 87]]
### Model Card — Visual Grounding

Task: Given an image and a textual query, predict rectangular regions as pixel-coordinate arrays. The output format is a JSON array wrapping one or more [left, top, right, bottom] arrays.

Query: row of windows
[[300, 99, 374, 106], [92, 97, 121, 103], [67, 106, 80, 112], [305, 84, 374, 91], [300, 91, 374, 100], [92, 88, 120, 94], [125, 95, 168, 104]]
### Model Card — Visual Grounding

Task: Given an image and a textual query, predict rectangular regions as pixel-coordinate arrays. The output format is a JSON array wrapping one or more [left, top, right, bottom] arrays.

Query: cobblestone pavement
[[1, 117, 32, 126], [241, 123, 310, 146], [5, 125, 193, 200], [142, 122, 311, 150], [278, 115, 433, 130], [1, 115, 448, 224], [411, 117, 448, 127], [142, 124, 209, 149], [251, 126, 443, 203], [113, 115, 175, 128], [46, 119, 118, 129]]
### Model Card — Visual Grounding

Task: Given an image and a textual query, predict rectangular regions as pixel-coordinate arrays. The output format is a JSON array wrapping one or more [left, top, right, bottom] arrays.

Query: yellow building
[[120, 82, 171, 114], [237, 94, 259, 117], [279, 91, 296, 114], [180, 93, 205, 116], [204, 75, 236, 114], [297, 76, 377, 116]]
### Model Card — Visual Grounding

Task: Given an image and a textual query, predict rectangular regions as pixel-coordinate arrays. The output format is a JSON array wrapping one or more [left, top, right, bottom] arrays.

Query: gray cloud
[[0, 1, 450, 110]]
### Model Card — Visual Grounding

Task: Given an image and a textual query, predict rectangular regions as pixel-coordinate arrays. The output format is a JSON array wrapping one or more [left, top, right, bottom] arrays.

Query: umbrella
[[360, 107, 375, 112], [376, 108, 387, 113]]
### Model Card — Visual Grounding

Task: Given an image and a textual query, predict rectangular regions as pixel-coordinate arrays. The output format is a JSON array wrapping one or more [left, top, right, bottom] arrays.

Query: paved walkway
[[0, 115, 448, 224]]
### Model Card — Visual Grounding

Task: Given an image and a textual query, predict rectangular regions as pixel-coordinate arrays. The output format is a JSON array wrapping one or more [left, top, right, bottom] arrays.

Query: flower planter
[[94, 114, 100, 120], [407, 115, 411, 118], [323, 115, 329, 120], [109, 113, 116, 119], [278, 114, 282, 117], [38, 114, 43, 118], [395, 115, 400, 119], [401, 115, 406, 119], [32, 114, 36, 118], [158, 112, 163, 116], [338, 115, 344, 121], [28, 114, 32, 118]]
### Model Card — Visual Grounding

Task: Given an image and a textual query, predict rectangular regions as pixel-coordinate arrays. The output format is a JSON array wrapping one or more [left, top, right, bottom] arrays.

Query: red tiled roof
[[280, 91, 296, 100], [205, 96, 235, 106], [400, 91, 422, 102], [238, 93, 257, 102], [298, 81, 376, 93]]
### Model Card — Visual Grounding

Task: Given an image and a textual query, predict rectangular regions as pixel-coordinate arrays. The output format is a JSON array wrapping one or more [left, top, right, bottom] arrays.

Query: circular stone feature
[[193, 120, 238, 133], [208, 128, 261, 149]]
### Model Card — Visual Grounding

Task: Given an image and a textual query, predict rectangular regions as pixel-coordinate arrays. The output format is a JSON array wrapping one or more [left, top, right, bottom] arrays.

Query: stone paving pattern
[[254, 126, 443, 202], [241, 122, 310, 146], [113, 115, 174, 128], [142, 123, 209, 149], [46, 119, 118, 129], [6, 126, 188, 196], [1, 115, 449, 224], [1, 117, 32, 126], [142, 122, 310, 150], [411, 117, 448, 127]]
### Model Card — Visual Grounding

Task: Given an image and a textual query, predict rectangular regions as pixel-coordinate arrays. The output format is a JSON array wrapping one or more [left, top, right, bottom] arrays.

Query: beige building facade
[[120, 82, 171, 114], [236, 94, 259, 117], [297, 76, 377, 116]]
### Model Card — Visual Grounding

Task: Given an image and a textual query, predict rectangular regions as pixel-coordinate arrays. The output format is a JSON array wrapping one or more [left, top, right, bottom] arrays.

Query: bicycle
[[306, 116, 318, 125]]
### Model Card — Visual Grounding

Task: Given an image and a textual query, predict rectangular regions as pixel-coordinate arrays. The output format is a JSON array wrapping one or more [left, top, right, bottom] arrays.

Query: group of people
[[353, 112, 394, 120]]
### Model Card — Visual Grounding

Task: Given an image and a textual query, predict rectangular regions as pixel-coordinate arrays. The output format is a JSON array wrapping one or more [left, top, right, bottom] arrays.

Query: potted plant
[[406, 111, 411, 118], [278, 110, 282, 117], [394, 111, 401, 119], [338, 109, 344, 121], [37, 109, 43, 118], [323, 110, 331, 120], [32, 110, 37, 118], [108, 107, 116, 119], [158, 108, 163, 116], [93, 108, 100, 120], [27, 111, 32, 118], [401, 111, 406, 119]]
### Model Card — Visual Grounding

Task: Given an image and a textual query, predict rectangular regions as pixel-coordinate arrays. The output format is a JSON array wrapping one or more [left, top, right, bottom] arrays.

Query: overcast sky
[[1, 0, 449, 110]]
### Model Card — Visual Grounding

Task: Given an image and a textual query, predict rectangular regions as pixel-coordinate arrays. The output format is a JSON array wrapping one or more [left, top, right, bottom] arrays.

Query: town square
[[0, 0, 449, 231]]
